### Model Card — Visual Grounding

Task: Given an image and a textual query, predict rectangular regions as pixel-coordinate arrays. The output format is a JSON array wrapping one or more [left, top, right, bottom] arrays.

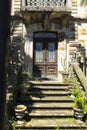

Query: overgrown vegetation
[[64, 64, 87, 121], [7, 45, 30, 129], [61, 58, 69, 74]]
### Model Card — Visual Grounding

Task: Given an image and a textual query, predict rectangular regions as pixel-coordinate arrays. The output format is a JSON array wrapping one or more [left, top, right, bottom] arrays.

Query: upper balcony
[[21, 0, 71, 12]]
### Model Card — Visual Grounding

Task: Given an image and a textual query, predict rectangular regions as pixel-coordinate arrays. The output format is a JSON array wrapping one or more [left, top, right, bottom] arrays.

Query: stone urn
[[15, 105, 27, 120]]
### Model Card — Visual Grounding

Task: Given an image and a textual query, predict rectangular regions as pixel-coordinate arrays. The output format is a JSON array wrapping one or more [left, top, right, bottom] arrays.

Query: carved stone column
[[24, 35, 33, 78]]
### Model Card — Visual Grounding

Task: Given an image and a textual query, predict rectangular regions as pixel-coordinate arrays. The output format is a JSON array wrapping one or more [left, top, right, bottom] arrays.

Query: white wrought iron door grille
[[27, 0, 66, 7]]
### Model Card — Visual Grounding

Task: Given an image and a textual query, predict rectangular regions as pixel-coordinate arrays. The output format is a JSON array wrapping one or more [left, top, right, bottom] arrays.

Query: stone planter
[[73, 108, 84, 120], [15, 105, 27, 119]]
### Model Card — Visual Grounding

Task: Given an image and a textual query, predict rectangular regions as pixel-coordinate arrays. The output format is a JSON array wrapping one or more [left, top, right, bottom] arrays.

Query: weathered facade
[[11, 0, 87, 78]]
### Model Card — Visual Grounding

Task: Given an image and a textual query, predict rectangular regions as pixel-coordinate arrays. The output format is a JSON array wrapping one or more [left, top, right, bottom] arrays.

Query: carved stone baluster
[[50, 0, 51, 6], [38, 0, 41, 6], [58, 0, 61, 6], [27, 0, 34, 6], [62, 0, 65, 6], [66, 0, 71, 7], [21, 0, 26, 7], [44, 0, 47, 6], [54, 0, 57, 6]]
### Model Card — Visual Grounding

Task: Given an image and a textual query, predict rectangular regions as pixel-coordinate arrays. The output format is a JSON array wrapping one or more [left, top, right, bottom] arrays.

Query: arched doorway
[[33, 31, 58, 78]]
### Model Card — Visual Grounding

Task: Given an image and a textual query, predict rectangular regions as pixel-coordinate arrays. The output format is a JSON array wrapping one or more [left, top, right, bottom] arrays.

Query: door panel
[[46, 66, 57, 75]]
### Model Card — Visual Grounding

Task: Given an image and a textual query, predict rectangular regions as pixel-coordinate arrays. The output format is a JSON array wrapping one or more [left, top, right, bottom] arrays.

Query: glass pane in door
[[35, 42, 43, 62], [48, 42, 55, 62]]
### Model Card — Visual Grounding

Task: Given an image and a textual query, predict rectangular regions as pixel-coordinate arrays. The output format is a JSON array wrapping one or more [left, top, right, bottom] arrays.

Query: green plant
[[73, 90, 86, 110], [63, 77, 73, 83], [72, 84, 87, 120], [72, 86, 81, 97], [22, 71, 30, 77], [9, 121, 21, 130], [76, 54, 82, 62], [80, 0, 87, 6], [72, 77, 78, 83], [61, 58, 69, 74], [22, 82, 29, 88], [71, 76, 80, 86], [22, 70, 30, 82], [74, 95, 86, 109], [9, 120, 16, 130], [84, 105, 87, 115], [67, 118, 75, 123], [72, 83, 86, 109], [55, 125, 60, 130]]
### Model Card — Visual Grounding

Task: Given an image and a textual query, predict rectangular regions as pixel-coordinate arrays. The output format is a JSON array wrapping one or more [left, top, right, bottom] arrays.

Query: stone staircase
[[16, 81, 86, 130]]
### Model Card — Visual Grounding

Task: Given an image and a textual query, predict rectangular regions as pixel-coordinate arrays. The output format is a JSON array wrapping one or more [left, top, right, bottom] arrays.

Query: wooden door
[[33, 32, 58, 78]]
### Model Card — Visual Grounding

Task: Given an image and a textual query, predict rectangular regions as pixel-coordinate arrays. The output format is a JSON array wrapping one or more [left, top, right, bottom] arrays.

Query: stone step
[[29, 86, 68, 90], [29, 109, 74, 118], [16, 118, 85, 130], [29, 96, 73, 102], [28, 90, 69, 96], [31, 81, 70, 86], [27, 102, 74, 109], [15, 82, 86, 130], [17, 95, 73, 104]]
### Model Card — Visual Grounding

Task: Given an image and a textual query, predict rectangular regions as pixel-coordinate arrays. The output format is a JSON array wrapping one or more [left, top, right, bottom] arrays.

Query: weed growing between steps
[[54, 118, 76, 124], [55, 125, 60, 130], [66, 118, 76, 123]]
